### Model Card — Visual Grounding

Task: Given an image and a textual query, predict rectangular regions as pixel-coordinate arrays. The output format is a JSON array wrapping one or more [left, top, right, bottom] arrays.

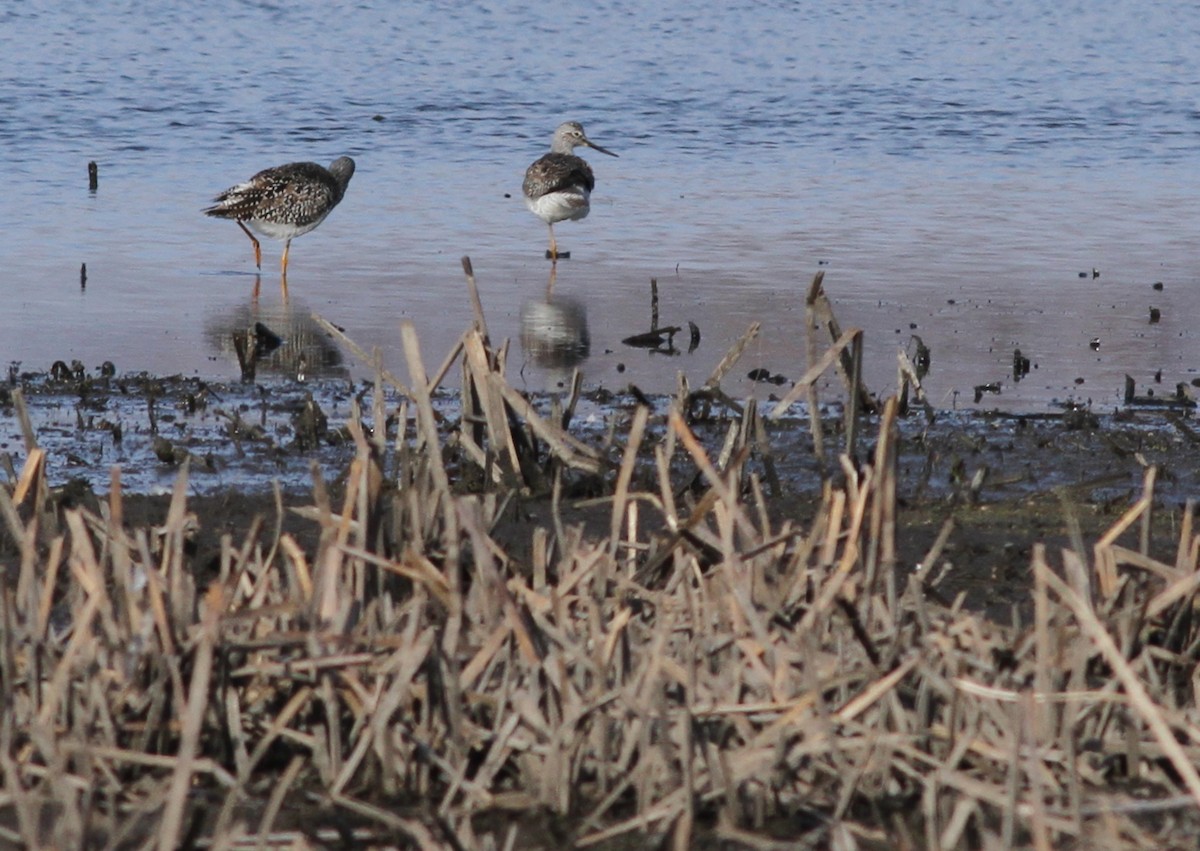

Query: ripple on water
[[3, 1, 1200, 412]]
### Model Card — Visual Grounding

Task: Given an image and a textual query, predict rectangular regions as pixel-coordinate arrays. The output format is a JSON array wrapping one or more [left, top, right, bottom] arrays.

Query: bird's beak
[[584, 139, 619, 158]]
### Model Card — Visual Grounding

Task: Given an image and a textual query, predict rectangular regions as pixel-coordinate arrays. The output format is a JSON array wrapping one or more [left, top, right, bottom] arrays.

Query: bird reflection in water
[[520, 265, 590, 371], [204, 283, 348, 382]]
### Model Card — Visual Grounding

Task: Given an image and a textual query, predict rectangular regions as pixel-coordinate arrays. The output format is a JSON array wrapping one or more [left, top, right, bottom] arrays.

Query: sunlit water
[[4, 0, 1200, 412]]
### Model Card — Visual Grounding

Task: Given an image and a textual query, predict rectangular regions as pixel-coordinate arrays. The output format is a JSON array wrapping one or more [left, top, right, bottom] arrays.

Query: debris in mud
[[1060, 401, 1099, 430], [253, 322, 284, 355], [618, 277, 700, 357], [206, 307, 348, 384], [622, 326, 682, 353], [1149, 306, 1161, 323], [1123, 374, 1197, 410], [291, 393, 329, 450], [0, 370, 371, 495], [746, 367, 787, 385], [973, 381, 1001, 403], [909, 334, 931, 378], [1012, 348, 1031, 381], [50, 360, 85, 382], [231, 322, 288, 381], [627, 383, 653, 407], [151, 435, 188, 465]]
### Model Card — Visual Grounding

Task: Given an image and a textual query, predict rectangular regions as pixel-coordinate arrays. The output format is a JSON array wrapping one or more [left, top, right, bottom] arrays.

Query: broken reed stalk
[[312, 312, 414, 397], [804, 271, 827, 465], [768, 326, 863, 420], [845, 329, 864, 458], [462, 329, 524, 488], [897, 348, 931, 416], [158, 583, 224, 851], [807, 273, 878, 416], [7, 277, 1200, 849], [462, 254, 490, 343], [703, 321, 760, 389]]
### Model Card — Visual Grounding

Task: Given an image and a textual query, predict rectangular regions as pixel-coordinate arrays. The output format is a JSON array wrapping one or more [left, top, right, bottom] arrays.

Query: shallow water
[[4, 1, 1200, 412]]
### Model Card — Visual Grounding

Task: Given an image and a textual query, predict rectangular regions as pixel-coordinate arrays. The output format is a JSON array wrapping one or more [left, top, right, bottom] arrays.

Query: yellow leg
[[547, 224, 558, 260], [237, 220, 261, 269], [280, 239, 291, 300]]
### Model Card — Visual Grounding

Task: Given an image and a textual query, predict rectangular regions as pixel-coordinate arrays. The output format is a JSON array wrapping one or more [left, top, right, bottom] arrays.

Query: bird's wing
[[250, 164, 338, 227], [523, 153, 596, 199], [205, 162, 335, 224]]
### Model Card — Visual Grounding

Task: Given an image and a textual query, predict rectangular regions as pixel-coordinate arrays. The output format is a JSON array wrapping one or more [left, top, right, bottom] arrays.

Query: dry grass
[[3, 269, 1200, 849]]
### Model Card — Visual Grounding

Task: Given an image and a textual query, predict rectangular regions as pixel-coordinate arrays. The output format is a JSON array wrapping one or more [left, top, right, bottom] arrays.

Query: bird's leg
[[280, 239, 291, 301], [547, 224, 558, 261], [252, 274, 261, 302], [237, 220, 262, 269]]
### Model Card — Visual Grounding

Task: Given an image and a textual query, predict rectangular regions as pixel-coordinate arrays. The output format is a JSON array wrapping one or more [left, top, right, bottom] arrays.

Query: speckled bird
[[522, 123, 617, 260], [204, 157, 356, 279]]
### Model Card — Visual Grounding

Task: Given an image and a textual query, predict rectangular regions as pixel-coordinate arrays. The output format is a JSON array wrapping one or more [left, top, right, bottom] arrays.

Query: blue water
[[3, 0, 1200, 411]]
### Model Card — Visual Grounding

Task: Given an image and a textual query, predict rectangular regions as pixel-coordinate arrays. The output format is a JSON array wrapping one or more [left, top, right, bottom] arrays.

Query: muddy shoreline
[[4, 364, 1199, 617]]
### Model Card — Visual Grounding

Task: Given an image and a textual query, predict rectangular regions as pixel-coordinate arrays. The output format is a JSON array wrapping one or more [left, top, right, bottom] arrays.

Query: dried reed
[[1, 272, 1199, 850]]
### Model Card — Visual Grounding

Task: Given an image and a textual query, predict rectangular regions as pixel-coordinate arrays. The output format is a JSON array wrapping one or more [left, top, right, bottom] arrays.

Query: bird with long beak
[[522, 122, 617, 261]]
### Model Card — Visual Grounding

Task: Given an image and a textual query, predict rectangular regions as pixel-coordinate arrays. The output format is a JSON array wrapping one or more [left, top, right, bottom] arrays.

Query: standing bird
[[204, 157, 356, 280], [523, 122, 617, 261]]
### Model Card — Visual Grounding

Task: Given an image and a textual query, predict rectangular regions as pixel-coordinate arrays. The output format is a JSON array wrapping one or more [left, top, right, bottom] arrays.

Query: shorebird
[[523, 122, 617, 260], [205, 157, 356, 279]]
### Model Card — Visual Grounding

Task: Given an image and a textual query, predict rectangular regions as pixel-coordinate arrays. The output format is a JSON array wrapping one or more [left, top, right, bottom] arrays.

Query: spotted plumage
[[523, 122, 617, 260], [205, 156, 355, 279]]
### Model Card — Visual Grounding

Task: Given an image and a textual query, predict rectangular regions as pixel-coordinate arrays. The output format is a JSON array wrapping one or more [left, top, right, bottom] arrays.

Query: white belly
[[526, 187, 591, 225], [248, 212, 329, 242]]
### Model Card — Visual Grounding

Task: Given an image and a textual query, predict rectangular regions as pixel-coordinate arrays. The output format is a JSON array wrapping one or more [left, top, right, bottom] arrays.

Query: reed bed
[[3, 269, 1200, 849]]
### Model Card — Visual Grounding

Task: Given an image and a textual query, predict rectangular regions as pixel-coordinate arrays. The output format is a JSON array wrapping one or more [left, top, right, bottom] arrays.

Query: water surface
[[4, 0, 1200, 411]]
